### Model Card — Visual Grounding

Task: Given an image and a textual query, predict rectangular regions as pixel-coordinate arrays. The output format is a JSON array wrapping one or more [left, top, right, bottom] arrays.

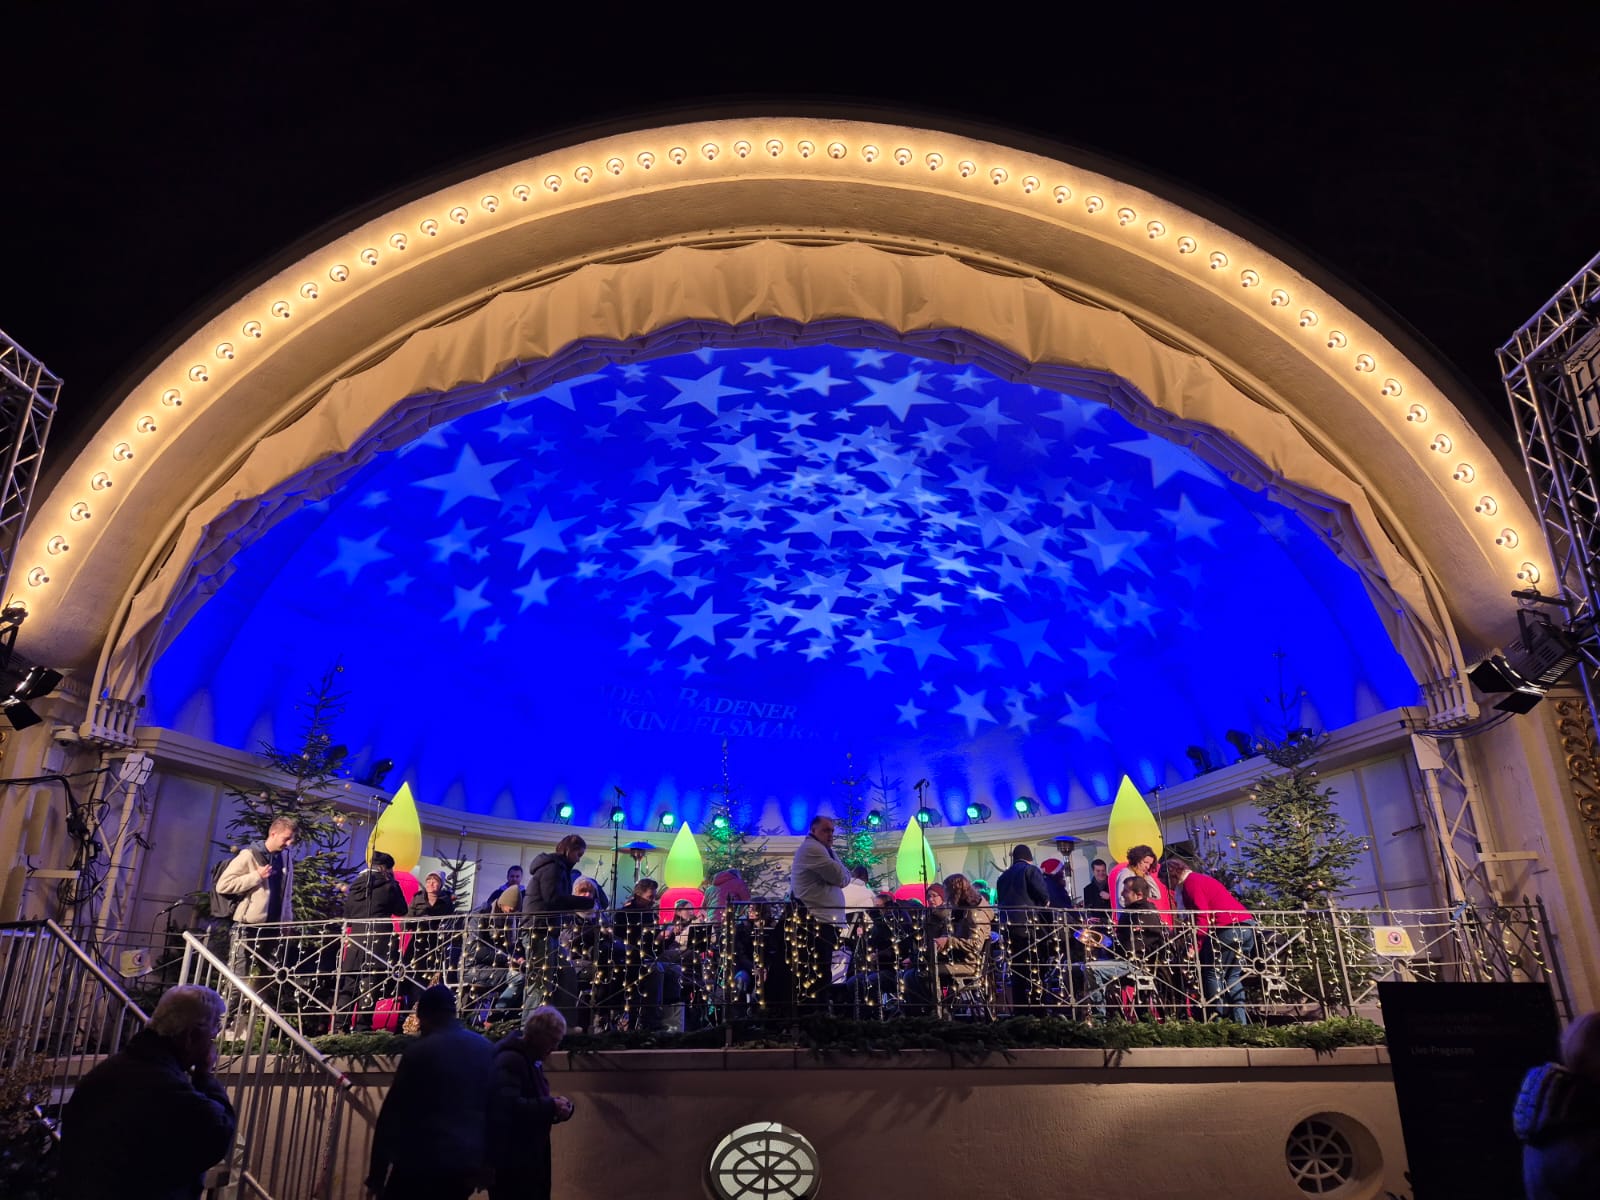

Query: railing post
[[1533, 896, 1573, 1019], [1326, 901, 1356, 1017]]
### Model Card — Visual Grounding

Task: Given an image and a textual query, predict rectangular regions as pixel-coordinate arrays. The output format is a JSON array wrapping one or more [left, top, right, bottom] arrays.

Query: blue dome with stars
[[148, 344, 1418, 829]]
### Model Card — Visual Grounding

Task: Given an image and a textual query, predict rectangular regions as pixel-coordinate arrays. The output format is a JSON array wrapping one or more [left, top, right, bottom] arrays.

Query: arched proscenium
[[17, 118, 1537, 719]]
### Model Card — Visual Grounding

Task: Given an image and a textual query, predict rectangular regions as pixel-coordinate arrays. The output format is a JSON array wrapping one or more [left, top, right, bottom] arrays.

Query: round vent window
[[1286, 1115, 1357, 1193], [707, 1121, 820, 1200]]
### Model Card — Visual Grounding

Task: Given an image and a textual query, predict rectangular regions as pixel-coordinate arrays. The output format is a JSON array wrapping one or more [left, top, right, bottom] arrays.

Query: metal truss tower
[[0, 328, 60, 616], [1498, 251, 1600, 739]]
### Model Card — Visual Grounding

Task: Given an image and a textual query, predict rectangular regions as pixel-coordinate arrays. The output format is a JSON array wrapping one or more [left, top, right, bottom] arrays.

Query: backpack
[[209, 849, 264, 921]]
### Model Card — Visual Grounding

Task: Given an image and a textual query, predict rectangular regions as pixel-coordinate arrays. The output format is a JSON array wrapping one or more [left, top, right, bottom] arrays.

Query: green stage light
[[609, 806, 626, 824], [713, 814, 729, 830]]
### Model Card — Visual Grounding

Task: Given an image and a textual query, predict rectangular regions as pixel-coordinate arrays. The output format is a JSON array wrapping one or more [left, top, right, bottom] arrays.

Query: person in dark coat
[[487, 1005, 575, 1200], [59, 984, 235, 1200], [1082, 858, 1113, 913], [995, 844, 1051, 1013], [521, 836, 592, 1020], [406, 869, 458, 981], [336, 851, 410, 1030], [1517, 1010, 1600, 1199], [366, 985, 494, 1200]]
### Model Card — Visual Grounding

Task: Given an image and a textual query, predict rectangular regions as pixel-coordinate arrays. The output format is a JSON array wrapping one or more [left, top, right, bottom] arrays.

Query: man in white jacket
[[789, 816, 850, 926], [215, 816, 298, 1014]]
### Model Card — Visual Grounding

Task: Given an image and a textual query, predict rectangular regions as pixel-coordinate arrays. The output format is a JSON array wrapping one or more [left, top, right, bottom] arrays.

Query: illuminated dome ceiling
[[150, 343, 1416, 829]]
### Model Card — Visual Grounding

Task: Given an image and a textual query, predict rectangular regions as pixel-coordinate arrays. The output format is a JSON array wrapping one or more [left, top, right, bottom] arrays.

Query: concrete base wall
[[326, 1047, 1406, 1200]]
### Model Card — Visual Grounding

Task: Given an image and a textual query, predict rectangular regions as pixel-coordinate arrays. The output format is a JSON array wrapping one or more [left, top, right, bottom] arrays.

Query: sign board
[[1371, 925, 1416, 957], [1380, 982, 1559, 1199]]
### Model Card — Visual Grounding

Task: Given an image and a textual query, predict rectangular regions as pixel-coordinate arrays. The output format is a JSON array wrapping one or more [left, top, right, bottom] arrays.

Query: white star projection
[[150, 345, 1418, 828]]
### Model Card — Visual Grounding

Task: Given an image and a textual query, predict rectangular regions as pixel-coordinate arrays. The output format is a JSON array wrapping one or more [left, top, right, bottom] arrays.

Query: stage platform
[[310, 1044, 1406, 1199]]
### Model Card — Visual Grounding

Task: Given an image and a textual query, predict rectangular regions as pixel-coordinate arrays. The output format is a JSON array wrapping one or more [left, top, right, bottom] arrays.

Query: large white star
[[442, 578, 493, 631], [702, 433, 778, 478], [1069, 507, 1153, 575], [666, 597, 738, 648], [523, 372, 606, 410], [318, 530, 392, 584], [512, 570, 558, 611], [947, 686, 998, 737], [893, 623, 956, 668], [503, 507, 580, 567], [1059, 695, 1109, 741], [664, 367, 752, 415], [855, 372, 942, 421], [1156, 493, 1225, 544], [788, 365, 850, 396], [993, 612, 1064, 667], [426, 519, 484, 564], [1110, 437, 1224, 488], [415, 446, 516, 514]]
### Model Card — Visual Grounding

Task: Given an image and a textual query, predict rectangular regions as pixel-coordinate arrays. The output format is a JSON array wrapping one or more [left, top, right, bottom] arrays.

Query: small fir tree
[[1234, 732, 1366, 908], [832, 751, 890, 885], [217, 665, 357, 919], [702, 739, 784, 899]]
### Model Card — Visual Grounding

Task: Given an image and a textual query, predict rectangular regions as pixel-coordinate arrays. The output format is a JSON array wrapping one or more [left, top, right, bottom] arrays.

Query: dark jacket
[[488, 1030, 560, 1192], [367, 1020, 495, 1190], [995, 860, 1050, 911], [1042, 872, 1071, 909], [59, 1028, 236, 1200], [1516, 1062, 1600, 1199], [1117, 900, 1165, 962], [1083, 876, 1113, 912], [344, 868, 408, 923], [522, 852, 590, 915]]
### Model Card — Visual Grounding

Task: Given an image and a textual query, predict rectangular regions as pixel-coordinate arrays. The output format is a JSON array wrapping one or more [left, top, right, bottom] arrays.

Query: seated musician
[[614, 879, 682, 1031], [934, 874, 993, 985], [462, 886, 525, 1019]]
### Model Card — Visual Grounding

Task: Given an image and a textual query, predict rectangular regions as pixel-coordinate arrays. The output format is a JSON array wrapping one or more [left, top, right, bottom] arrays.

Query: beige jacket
[[215, 844, 294, 925]]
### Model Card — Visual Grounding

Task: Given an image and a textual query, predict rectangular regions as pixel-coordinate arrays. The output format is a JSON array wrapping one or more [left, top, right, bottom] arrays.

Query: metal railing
[[169, 900, 1562, 1036], [0, 919, 149, 1136], [0, 919, 377, 1200], [177, 931, 378, 1200]]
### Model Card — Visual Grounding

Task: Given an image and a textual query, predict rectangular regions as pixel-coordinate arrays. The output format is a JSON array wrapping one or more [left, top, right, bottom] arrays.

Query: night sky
[[7, 12, 1597, 465]]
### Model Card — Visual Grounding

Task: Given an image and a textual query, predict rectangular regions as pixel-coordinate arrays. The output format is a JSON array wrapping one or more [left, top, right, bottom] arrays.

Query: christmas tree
[[702, 739, 785, 899], [831, 751, 890, 884], [216, 665, 357, 919], [1234, 731, 1366, 908]]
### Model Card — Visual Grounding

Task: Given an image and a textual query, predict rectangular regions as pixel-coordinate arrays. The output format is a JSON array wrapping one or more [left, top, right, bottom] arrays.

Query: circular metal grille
[[1286, 1116, 1356, 1193], [707, 1122, 820, 1200]]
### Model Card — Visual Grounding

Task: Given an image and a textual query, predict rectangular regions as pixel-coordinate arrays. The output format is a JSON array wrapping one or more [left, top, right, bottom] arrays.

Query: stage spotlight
[[1012, 796, 1040, 817], [915, 806, 942, 827], [712, 814, 730, 830], [553, 802, 574, 824], [1469, 612, 1582, 714], [657, 812, 677, 831], [865, 810, 884, 829], [362, 758, 395, 787], [1225, 730, 1255, 761], [3, 665, 62, 730], [1186, 745, 1216, 775], [965, 803, 991, 824], [608, 806, 626, 826]]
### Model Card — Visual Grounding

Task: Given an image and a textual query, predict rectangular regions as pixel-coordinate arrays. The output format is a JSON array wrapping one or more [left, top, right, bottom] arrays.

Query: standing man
[[790, 816, 850, 1003], [1082, 858, 1113, 914], [59, 984, 235, 1200], [366, 985, 494, 1200], [790, 816, 850, 927], [334, 851, 409, 1031], [214, 815, 298, 1013], [1163, 859, 1256, 1024], [996, 844, 1051, 1014], [522, 835, 591, 1020]]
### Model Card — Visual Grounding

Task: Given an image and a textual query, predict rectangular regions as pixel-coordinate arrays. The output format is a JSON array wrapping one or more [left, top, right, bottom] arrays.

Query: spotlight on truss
[[553, 802, 574, 824], [964, 803, 991, 824], [1469, 610, 1584, 714], [3, 666, 62, 730], [915, 805, 942, 827]]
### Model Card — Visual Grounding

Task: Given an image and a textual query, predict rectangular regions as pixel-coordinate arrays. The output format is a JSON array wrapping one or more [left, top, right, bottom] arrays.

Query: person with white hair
[[59, 984, 236, 1199], [488, 1005, 575, 1200]]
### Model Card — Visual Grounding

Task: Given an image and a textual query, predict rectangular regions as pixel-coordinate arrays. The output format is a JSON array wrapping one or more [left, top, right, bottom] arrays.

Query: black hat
[[1011, 844, 1034, 862], [370, 851, 396, 871]]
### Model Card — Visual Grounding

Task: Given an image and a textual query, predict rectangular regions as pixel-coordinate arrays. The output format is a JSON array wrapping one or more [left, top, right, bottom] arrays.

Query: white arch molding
[[15, 117, 1539, 727]]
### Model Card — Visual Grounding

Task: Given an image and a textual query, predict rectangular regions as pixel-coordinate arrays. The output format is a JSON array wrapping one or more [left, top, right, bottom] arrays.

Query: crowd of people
[[205, 813, 1273, 1035]]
